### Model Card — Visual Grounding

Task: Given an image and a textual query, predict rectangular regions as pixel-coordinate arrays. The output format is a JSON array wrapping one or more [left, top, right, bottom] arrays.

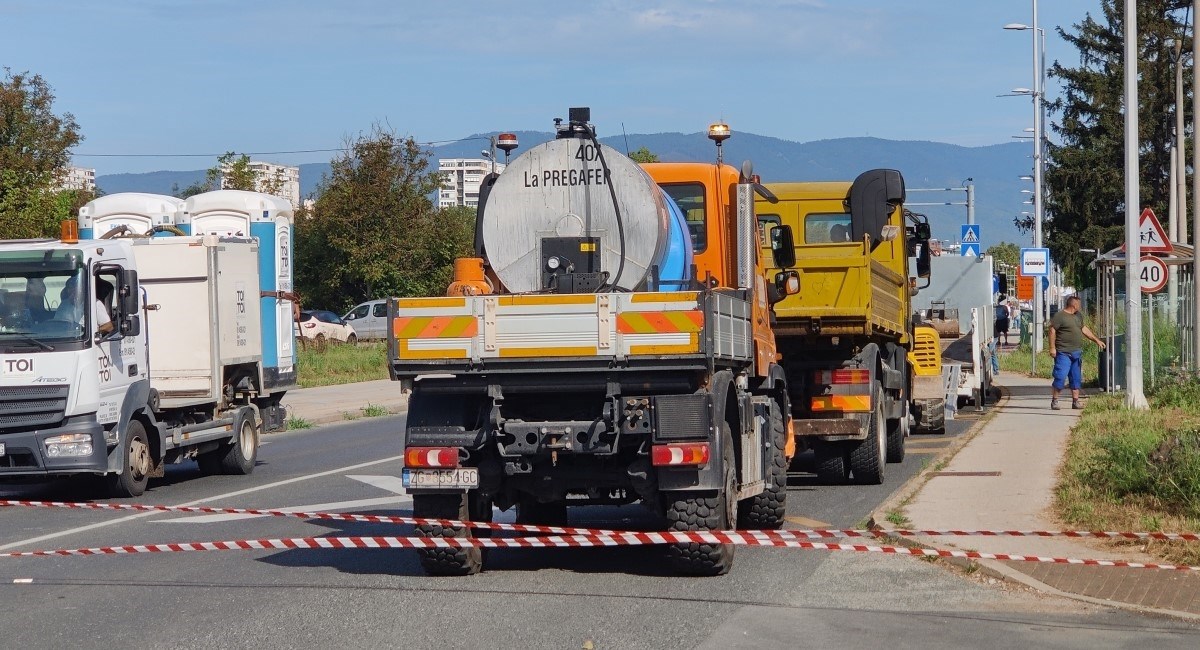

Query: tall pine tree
[[1043, 1, 1191, 281]]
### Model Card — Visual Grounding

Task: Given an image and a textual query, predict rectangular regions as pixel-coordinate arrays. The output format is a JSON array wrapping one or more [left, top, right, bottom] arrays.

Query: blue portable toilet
[[78, 193, 184, 239], [182, 190, 297, 396]]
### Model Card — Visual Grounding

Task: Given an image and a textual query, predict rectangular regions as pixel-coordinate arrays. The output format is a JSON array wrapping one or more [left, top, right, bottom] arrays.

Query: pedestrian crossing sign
[[961, 224, 980, 245]]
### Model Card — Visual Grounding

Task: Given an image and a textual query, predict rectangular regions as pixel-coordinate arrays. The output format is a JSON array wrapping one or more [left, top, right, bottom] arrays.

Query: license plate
[[402, 468, 478, 489]]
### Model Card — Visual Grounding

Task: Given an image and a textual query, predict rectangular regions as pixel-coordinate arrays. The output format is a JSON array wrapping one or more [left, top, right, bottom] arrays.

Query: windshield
[[0, 249, 89, 348]]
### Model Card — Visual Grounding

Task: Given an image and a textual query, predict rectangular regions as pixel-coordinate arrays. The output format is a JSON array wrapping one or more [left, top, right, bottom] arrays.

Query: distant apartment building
[[221, 160, 302, 209], [438, 158, 504, 208], [60, 166, 96, 193]]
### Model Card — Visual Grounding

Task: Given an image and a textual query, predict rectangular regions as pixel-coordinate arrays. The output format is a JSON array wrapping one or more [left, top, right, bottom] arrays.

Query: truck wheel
[[197, 411, 259, 475], [886, 399, 907, 463], [516, 497, 568, 527], [665, 424, 736, 576], [413, 492, 483, 576], [848, 385, 886, 484], [738, 401, 787, 529], [108, 420, 152, 498], [813, 442, 850, 485], [219, 411, 259, 475]]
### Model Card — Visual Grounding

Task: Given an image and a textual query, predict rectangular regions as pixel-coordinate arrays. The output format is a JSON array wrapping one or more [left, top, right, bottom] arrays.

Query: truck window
[[348, 304, 369, 319], [758, 215, 781, 247], [0, 249, 88, 347], [661, 183, 707, 252], [372, 303, 388, 318], [805, 213, 853, 244]]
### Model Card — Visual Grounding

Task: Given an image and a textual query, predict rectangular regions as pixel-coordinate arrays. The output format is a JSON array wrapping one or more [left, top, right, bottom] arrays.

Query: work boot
[[1051, 399, 1061, 410], [1072, 399, 1083, 410]]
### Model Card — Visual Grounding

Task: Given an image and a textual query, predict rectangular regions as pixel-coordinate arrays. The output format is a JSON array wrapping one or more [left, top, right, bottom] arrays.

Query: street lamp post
[[1005, 8, 1047, 370]]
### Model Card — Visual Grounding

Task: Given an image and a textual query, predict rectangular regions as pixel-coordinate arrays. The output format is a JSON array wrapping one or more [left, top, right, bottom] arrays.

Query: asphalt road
[[1, 413, 1197, 649]]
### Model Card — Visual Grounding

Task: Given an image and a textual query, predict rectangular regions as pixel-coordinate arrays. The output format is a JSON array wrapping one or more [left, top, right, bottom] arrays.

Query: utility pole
[[1031, 0, 1046, 359], [1125, 0, 1148, 408], [1193, 1, 1200, 372]]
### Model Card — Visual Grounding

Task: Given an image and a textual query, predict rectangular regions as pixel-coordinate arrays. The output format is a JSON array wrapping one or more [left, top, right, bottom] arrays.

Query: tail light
[[405, 447, 460, 468], [651, 442, 711, 467], [812, 369, 870, 385]]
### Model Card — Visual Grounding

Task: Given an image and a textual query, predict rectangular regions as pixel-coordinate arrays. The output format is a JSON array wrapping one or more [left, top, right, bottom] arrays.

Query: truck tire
[[886, 399, 907, 463], [813, 442, 850, 485], [738, 401, 787, 529], [848, 385, 886, 484], [413, 492, 483, 576], [665, 424, 736, 576], [199, 410, 259, 476], [108, 419, 152, 498]]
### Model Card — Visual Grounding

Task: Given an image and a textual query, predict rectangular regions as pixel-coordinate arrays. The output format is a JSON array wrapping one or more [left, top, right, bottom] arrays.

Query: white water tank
[[481, 138, 671, 293]]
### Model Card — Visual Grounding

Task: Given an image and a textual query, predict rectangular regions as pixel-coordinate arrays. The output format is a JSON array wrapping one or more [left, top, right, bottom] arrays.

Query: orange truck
[[388, 108, 797, 576]]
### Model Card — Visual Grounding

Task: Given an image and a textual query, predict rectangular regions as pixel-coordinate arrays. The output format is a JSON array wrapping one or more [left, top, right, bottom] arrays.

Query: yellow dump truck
[[757, 170, 934, 484]]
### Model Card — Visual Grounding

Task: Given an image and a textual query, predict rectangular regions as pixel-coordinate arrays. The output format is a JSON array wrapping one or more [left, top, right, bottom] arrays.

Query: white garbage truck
[[0, 230, 293, 496]]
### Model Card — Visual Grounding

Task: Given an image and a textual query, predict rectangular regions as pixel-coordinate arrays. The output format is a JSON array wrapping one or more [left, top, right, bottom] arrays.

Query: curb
[[869, 380, 1200, 622]]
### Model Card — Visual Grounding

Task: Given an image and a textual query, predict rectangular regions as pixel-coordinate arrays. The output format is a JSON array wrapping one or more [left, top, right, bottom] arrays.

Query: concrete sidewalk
[[280, 379, 409, 426], [902, 373, 1200, 619]]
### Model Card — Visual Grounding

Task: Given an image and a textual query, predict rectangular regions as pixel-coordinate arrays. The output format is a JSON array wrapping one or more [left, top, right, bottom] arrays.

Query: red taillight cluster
[[404, 447, 459, 468], [813, 369, 870, 385], [651, 442, 711, 467]]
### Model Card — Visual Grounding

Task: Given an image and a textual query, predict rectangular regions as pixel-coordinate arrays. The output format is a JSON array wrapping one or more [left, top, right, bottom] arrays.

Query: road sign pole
[[1149, 292, 1156, 386], [1124, 0, 1149, 408]]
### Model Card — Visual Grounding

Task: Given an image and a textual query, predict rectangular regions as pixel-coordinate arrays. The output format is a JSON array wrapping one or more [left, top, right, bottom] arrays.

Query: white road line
[[0, 454, 406, 552], [153, 495, 410, 524], [345, 474, 409, 496]]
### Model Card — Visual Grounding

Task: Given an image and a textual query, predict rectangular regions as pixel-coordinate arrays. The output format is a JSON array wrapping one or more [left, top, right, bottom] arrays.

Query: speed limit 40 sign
[[1139, 255, 1168, 294]]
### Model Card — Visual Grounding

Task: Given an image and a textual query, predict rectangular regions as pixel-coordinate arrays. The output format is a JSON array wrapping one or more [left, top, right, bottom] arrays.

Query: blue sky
[[1, 0, 1099, 175]]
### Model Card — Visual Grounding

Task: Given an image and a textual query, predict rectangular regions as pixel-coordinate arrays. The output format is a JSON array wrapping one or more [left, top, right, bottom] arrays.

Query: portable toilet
[[78, 193, 184, 239], [182, 190, 297, 396]]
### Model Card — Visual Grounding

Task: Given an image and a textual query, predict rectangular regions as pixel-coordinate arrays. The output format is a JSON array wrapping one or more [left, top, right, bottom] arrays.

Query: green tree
[[985, 242, 1020, 270], [1044, 1, 1190, 281], [0, 69, 84, 239], [295, 127, 473, 311], [208, 152, 259, 191], [628, 146, 659, 163]]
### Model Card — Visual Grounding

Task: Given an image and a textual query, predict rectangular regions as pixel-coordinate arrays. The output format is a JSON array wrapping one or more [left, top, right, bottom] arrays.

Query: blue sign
[[961, 243, 981, 257], [961, 224, 980, 245], [1020, 247, 1051, 276]]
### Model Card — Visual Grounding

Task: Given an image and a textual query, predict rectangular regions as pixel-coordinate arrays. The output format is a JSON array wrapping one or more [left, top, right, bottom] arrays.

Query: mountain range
[[96, 132, 1035, 247]]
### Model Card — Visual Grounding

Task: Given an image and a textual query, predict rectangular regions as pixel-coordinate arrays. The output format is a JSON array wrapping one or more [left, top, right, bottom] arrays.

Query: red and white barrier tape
[[3, 500, 1199, 542], [2, 533, 1198, 571]]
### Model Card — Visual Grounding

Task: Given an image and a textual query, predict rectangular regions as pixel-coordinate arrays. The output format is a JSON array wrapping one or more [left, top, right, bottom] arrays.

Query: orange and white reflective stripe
[[393, 315, 479, 339], [617, 310, 704, 334]]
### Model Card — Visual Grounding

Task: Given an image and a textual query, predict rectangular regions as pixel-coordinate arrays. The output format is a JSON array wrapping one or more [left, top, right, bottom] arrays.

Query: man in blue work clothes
[[1048, 295, 1105, 410]]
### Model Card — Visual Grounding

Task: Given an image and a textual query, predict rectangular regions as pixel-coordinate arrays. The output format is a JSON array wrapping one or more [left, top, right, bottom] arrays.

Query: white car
[[342, 299, 388, 340], [297, 309, 357, 344]]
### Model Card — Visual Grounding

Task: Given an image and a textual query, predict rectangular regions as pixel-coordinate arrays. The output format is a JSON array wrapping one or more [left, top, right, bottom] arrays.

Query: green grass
[[361, 403, 390, 418], [287, 416, 314, 430], [1057, 379, 1200, 565], [297, 341, 388, 388], [885, 509, 911, 527]]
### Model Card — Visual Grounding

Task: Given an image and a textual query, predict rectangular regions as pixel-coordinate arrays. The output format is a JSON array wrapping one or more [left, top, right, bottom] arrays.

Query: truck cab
[[0, 237, 146, 485]]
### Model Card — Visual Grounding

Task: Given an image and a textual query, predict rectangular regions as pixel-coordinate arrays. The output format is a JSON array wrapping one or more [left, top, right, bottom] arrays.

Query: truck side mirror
[[772, 270, 800, 303], [119, 269, 140, 317], [916, 240, 932, 279], [769, 225, 796, 269]]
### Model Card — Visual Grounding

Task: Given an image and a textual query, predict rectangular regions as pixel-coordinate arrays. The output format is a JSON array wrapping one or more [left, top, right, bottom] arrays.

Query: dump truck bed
[[770, 240, 908, 338], [388, 290, 754, 377]]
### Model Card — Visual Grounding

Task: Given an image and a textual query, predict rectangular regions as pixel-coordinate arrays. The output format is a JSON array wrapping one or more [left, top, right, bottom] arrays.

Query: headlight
[[44, 433, 93, 458]]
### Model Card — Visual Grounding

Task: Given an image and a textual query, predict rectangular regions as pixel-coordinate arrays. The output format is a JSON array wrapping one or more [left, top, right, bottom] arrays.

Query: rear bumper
[[0, 418, 107, 477], [792, 417, 867, 441]]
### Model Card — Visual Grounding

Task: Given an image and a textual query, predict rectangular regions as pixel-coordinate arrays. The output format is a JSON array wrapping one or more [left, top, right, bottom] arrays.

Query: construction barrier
[[1, 500, 1197, 571]]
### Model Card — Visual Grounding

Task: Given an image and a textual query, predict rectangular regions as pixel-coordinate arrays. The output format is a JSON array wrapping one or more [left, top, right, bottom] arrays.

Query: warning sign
[[1120, 207, 1172, 253]]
